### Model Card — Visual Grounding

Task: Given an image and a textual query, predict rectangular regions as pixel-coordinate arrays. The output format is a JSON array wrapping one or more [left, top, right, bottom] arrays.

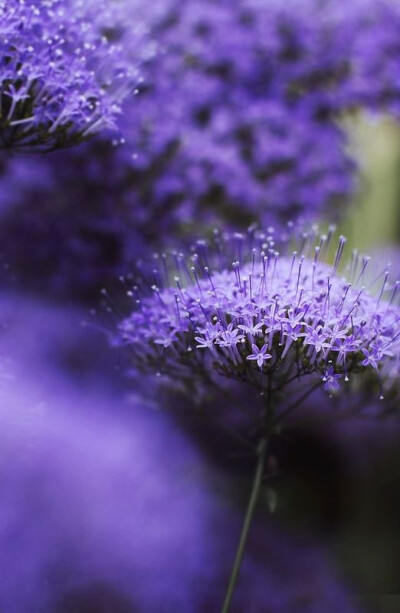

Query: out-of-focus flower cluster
[[0, 0, 147, 151], [118, 228, 400, 410], [124, 0, 353, 228], [0, 147, 145, 301], [115, 0, 400, 229], [345, 0, 400, 116]]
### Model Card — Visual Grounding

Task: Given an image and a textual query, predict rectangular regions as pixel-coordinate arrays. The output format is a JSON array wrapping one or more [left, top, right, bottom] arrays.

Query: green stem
[[221, 437, 268, 613]]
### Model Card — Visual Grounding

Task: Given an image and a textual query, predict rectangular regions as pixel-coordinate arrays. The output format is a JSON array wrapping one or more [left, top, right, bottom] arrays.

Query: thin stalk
[[221, 436, 268, 613]]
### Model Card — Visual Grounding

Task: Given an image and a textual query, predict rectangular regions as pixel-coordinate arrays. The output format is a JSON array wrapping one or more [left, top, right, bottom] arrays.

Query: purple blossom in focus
[[247, 343, 272, 370], [118, 228, 400, 412], [322, 365, 343, 393], [0, 0, 144, 151]]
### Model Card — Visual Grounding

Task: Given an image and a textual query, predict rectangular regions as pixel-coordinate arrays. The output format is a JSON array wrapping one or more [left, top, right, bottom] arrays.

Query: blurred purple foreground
[[0, 294, 364, 612]]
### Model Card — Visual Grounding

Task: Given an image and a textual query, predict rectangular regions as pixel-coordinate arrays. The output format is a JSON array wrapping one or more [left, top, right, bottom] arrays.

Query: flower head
[[118, 227, 400, 407], [108, 0, 400, 231], [122, 0, 356, 228], [0, 0, 141, 150]]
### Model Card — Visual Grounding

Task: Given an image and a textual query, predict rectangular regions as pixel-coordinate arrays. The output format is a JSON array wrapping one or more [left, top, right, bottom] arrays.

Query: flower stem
[[221, 436, 268, 613]]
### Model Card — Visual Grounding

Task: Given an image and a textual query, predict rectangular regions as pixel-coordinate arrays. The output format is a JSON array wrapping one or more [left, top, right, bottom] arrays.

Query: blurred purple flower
[[343, 0, 400, 116], [0, 144, 151, 301], [0, 369, 365, 612], [110, 0, 400, 229], [122, 0, 355, 228]]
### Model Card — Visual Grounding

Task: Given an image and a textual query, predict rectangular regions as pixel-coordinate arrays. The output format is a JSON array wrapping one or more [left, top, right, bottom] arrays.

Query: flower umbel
[[0, 0, 138, 151], [119, 227, 400, 406]]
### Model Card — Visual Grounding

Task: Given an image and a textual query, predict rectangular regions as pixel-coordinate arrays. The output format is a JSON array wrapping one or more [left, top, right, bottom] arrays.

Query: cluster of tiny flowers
[[118, 228, 400, 404], [109, 0, 400, 230], [122, 0, 355, 228], [0, 0, 167, 298], [0, 0, 140, 150], [342, 0, 400, 116]]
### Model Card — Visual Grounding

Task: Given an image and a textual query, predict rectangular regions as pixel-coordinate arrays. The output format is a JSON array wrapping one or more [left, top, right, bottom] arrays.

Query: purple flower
[[322, 365, 343, 393], [303, 325, 333, 357], [0, 0, 140, 150], [121, 0, 356, 228], [342, 0, 400, 116], [0, 143, 151, 301], [246, 344, 272, 370], [0, 382, 366, 612], [118, 227, 400, 407], [215, 323, 244, 348], [107, 0, 400, 231]]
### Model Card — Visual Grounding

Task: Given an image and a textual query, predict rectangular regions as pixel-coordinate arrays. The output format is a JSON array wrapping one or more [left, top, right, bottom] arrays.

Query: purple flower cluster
[[343, 0, 400, 116], [113, 0, 400, 229], [122, 0, 355, 228], [119, 228, 400, 409], [0, 146, 146, 301], [0, 0, 141, 151]]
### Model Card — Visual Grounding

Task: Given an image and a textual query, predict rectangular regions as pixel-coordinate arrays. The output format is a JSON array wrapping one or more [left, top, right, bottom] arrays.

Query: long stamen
[[333, 235, 346, 274], [355, 256, 370, 286]]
